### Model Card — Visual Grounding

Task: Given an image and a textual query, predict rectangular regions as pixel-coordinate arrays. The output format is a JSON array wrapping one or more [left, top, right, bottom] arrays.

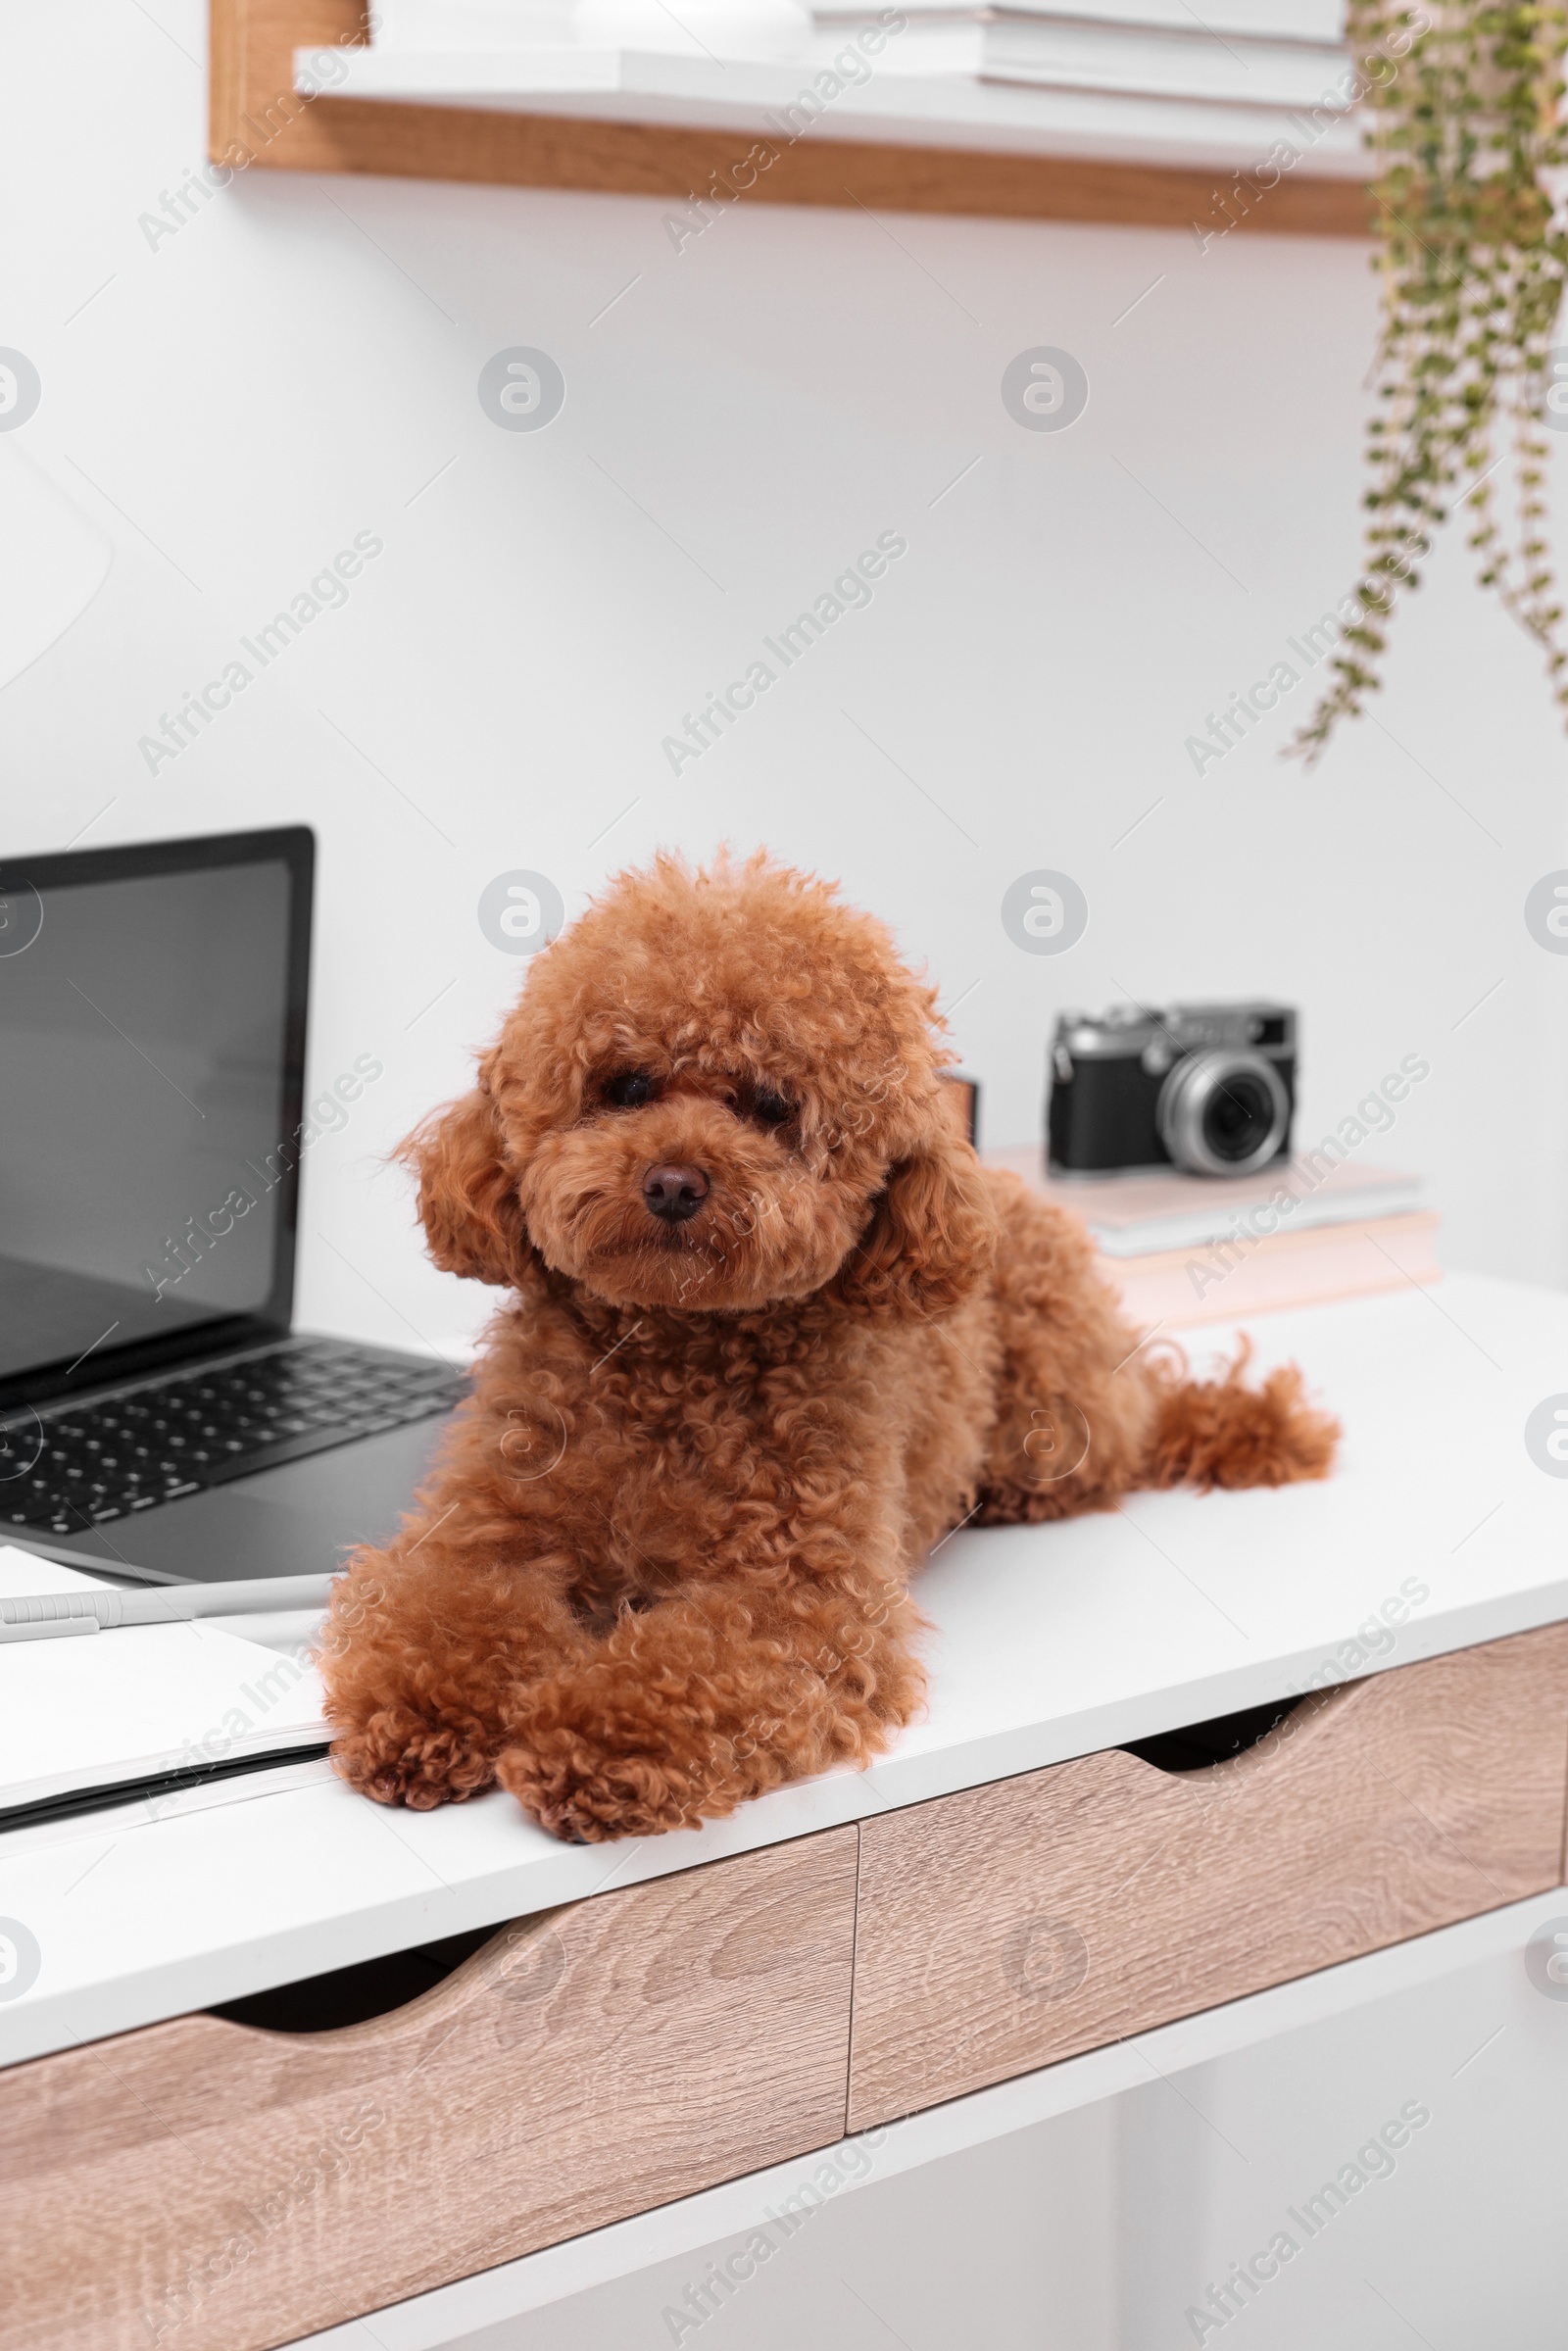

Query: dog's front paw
[[331, 1705, 495, 1811], [496, 1735, 716, 1843]]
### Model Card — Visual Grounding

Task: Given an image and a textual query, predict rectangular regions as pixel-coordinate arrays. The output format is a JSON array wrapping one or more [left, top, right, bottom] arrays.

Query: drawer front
[[0, 1828, 858, 2351], [849, 1624, 1568, 2130]]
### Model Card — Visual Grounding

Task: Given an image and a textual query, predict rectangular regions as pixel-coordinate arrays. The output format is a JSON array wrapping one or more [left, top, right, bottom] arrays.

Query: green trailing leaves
[[1290, 1, 1568, 760]]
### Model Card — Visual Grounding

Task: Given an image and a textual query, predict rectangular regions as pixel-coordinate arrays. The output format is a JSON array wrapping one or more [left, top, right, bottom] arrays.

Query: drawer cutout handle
[[1122, 1690, 1327, 1776], [208, 1922, 505, 2034]]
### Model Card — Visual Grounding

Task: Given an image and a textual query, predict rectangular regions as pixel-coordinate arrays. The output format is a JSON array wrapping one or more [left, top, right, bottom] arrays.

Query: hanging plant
[[1291, 0, 1568, 762]]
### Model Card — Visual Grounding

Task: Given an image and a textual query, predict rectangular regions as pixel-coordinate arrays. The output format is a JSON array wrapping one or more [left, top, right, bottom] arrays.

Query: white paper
[[0, 1548, 325, 1809]]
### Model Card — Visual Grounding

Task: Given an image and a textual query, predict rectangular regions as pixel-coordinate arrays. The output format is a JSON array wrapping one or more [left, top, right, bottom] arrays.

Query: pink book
[[1100, 1210, 1442, 1329]]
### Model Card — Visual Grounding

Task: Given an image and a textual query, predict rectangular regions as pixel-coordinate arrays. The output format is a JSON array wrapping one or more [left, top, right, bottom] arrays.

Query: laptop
[[0, 827, 466, 1585]]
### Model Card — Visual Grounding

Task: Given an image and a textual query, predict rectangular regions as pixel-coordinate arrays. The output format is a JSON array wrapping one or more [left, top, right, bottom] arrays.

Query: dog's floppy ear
[[397, 1062, 532, 1288], [835, 1126, 996, 1318]]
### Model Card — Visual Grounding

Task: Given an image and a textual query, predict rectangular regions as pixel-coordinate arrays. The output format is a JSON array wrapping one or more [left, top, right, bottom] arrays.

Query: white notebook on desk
[[0, 1548, 328, 1828]]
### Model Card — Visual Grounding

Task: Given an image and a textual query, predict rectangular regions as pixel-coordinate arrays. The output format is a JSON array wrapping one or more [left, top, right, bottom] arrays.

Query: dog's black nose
[[642, 1163, 710, 1224]]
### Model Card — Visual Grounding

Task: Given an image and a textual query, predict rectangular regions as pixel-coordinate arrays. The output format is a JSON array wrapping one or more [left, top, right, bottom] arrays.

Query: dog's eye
[[604, 1071, 657, 1109], [752, 1088, 793, 1127]]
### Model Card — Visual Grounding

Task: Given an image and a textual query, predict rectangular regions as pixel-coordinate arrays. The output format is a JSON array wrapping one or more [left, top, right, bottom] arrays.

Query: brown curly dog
[[322, 851, 1337, 1841]]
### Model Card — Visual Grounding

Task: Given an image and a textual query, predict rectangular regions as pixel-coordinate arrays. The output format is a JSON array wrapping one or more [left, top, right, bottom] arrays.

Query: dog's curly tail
[[1141, 1336, 1340, 1492]]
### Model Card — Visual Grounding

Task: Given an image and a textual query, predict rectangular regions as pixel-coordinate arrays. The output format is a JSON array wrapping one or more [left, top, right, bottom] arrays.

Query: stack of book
[[983, 1147, 1441, 1328], [809, 0, 1347, 106], [355, 0, 1364, 182]]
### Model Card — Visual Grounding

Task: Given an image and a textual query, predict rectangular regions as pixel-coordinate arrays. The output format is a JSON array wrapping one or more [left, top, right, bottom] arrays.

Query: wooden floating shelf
[[211, 0, 1375, 231], [299, 41, 1368, 169]]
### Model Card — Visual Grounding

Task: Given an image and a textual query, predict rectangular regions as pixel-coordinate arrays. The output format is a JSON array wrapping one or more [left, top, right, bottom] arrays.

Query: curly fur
[[322, 850, 1339, 1841]]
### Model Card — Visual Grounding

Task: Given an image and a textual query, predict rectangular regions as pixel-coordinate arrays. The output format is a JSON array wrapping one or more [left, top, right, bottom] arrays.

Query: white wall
[[4, 0, 1565, 1356]]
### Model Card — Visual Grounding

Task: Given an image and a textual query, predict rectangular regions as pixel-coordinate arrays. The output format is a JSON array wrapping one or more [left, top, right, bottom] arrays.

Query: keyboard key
[[14, 1344, 463, 1523]]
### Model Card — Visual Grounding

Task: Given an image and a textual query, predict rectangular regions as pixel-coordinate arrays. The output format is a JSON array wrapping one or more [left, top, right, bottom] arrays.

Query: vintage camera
[[1048, 1002, 1296, 1178]]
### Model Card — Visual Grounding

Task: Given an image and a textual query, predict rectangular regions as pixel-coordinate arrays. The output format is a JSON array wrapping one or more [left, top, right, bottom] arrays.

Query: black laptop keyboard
[[0, 1340, 466, 1541]]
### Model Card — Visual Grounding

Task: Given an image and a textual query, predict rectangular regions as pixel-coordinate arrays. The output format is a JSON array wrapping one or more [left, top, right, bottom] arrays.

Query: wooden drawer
[[848, 1625, 1568, 2130], [0, 1828, 857, 2351]]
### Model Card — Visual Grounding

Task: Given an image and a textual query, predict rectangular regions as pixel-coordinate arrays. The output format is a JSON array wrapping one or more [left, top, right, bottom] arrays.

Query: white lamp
[[373, 0, 811, 53], [573, 0, 811, 58], [373, 0, 579, 47]]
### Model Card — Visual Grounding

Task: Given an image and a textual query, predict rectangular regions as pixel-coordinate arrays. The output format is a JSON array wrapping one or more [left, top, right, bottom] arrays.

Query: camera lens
[[1156, 1051, 1288, 1177]]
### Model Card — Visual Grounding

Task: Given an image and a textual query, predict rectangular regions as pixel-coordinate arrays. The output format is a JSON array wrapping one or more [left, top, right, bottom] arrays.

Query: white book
[[977, 17, 1346, 106], [983, 1150, 1425, 1258], [814, 0, 1344, 32], [0, 1550, 327, 1825], [796, 17, 1346, 103]]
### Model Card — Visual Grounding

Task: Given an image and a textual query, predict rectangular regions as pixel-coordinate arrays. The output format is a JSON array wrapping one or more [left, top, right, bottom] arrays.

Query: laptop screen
[[0, 830, 312, 1405]]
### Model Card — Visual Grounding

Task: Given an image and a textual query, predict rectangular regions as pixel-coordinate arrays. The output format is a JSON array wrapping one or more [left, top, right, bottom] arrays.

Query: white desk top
[[3, 1270, 1565, 2067]]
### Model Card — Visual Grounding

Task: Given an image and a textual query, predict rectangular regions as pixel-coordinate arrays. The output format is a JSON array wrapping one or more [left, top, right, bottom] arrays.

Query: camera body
[[1048, 1002, 1297, 1178]]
